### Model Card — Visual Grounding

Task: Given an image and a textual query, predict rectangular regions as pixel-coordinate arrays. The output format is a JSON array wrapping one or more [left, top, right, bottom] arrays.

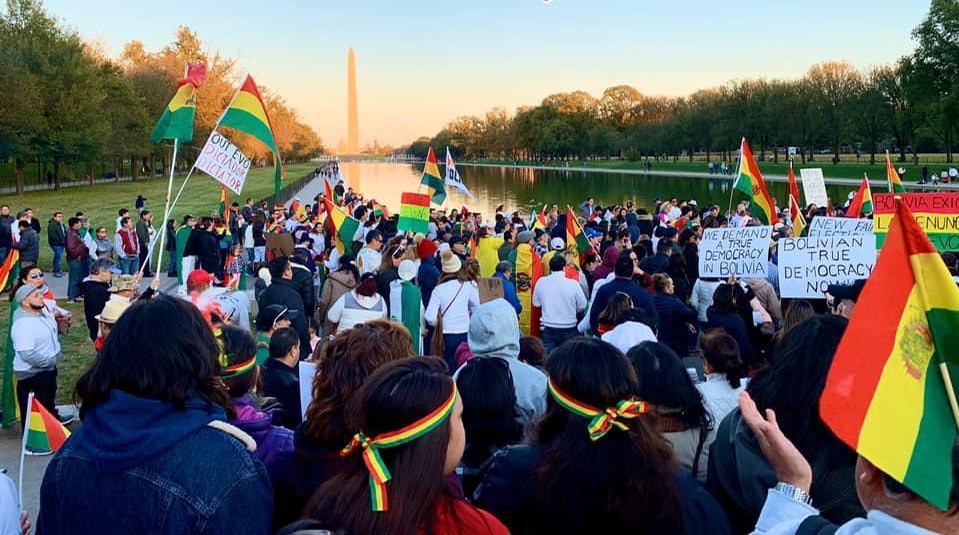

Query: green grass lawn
[[4, 163, 317, 273]]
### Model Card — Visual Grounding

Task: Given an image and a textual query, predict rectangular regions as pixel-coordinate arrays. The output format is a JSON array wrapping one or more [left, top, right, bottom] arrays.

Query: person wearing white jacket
[[326, 272, 387, 334]]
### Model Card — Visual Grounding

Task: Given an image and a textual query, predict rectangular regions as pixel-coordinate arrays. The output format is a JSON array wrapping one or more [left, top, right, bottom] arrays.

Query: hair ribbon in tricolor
[[547, 378, 648, 441]]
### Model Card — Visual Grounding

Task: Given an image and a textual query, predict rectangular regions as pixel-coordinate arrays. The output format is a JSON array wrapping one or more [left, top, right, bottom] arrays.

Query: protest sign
[[779, 235, 877, 298], [298, 361, 316, 420], [874, 192, 959, 251], [800, 168, 829, 208], [265, 232, 294, 260], [807, 216, 874, 237], [398, 192, 431, 234], [699, 226, 772, 279], [194, 130, 251, 194]]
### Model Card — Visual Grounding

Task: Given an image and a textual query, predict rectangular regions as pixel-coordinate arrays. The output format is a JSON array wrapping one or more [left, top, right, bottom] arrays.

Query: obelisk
[[347, 48, 359, 154]]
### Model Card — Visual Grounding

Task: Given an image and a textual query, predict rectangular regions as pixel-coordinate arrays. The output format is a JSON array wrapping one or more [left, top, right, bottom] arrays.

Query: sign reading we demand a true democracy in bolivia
[[874, 192, 959, 251]]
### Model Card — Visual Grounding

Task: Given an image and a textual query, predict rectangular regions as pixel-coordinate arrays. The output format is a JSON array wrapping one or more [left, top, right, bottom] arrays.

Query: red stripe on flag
[[32, 398, 69, 451]]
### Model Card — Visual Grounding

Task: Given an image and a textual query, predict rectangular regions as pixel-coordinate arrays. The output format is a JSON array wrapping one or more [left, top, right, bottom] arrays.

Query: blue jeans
[[67, 259, 87, 300], [118, 256, 139, 275], [541, 326, 579, 356], [51, 245, 64, 274], [441, 333, 468, 374]]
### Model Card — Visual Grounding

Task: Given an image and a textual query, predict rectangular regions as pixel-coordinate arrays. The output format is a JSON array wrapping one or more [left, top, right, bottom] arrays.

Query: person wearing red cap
[[187, 269, 252, 332]]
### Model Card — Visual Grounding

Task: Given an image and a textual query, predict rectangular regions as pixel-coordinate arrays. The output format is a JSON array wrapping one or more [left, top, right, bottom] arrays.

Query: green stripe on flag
[[220, 109, 279, 152], [421, 174, 446, 204], [875, 232, 959, 251], [337, 216, 360, 256], [150, 106, 196, 144], [1, 299, 19, 428]]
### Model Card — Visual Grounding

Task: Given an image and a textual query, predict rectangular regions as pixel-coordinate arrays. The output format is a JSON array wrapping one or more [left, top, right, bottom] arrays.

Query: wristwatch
[[775, 482, 813, 506]]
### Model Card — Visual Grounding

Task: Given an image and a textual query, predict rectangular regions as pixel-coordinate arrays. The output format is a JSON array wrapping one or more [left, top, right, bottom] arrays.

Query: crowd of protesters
[[2, 173, 958, 535]]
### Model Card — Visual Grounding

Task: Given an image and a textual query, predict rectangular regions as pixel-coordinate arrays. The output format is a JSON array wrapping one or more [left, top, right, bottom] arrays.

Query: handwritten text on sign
[[779, 235, 876, 298], [195, 130, 251, 195], [873, 192, 959, 251], [807, 216, 874, 237], [800, 168, 829, 208], [699, 226, 772, 279]]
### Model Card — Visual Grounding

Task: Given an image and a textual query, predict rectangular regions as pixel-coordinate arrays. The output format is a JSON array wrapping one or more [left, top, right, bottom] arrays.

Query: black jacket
[[653, 292, 697, 357], [258, 278, 311, 357], [639, 252, 670, 275], [0, 215, 14, 248], [289, 261, 316, 318], [184, 228, 220, 275], [47, 219, 65, 246], [589, 278, 659, 333], [260, 358, 301, 430], [475, 444, 730, 535], [704, 307, 755, 366], [79, 278, 111, 341]]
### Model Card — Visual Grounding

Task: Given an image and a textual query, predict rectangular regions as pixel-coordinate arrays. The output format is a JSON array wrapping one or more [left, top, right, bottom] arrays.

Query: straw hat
[[95, 298, 130, 324]]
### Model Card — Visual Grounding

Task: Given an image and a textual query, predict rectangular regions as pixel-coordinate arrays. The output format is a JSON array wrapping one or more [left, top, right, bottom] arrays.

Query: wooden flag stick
[[938, 363, 959, 432]]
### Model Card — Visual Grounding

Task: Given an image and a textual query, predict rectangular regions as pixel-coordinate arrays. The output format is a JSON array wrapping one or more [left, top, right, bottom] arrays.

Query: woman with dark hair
[[219, 325, 294, 479], [39, 296, 272, 533], [695, 330, 747, 423], [475, 338, 728, 534], [705, 283, 756, 366], [595, 291, 634, 335], [651, 273, 698, 357], [628, 341, 714, 483], [455, 357, 524, 497], [318, 254, 358, 335], [277, 321, 415, 527], [518, 336, 547, 369], [768, 299, 816, 362], [665, 253, 691, 302], [326, 272, 387, 334], [682, 238, 700, 284], [303, 357, 508, 535], [707, 315, 863, 532]]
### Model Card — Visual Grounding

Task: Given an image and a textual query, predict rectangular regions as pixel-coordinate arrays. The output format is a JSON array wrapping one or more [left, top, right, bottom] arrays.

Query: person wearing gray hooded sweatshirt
[[458, 298, 547, 428]]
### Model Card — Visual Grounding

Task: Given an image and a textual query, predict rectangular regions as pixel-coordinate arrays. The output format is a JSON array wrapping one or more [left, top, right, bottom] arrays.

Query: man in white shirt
[[532, 255, 586, 355], [356, 230, 383, 275]]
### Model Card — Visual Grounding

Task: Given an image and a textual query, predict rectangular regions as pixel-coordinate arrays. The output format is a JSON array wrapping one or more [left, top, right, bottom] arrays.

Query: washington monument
[[347, 47, 359, 154]]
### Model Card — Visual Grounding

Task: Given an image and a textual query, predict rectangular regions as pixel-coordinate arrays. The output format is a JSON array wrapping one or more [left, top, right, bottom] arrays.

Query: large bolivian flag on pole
[[219, 75, 284, 195], [820, 199, 959, 511], [735, 138, 778, 225], [150, 63, 207, 143], [420, 147, 446, 205]]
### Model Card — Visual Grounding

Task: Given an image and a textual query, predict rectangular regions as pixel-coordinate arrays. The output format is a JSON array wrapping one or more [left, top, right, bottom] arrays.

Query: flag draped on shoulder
[[219, 75, 284, 195], [25, 395, 70, 453], [786, 162, 806, 236], [886, 151, 906, 193], [420, 147, 446, 205], [511, 243, 542, 337], [444, 148, 474, 199], [846, 176, 874, 219], [820, 200, 959, 511], [150, 63, 207, 144], [735, 138, 778, 225]]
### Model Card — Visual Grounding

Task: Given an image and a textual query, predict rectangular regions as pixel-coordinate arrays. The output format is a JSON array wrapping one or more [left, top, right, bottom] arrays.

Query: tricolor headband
[[341, 386, 457, 512], [547, 378, 648, 441]]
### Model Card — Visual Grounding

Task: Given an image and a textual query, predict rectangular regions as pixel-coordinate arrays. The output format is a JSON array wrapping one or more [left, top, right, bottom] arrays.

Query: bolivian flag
[[734, 138, 778, 225], [325, 201, 360, 256], [787, 162, 806, 236], [25, 395, 70, 453], [150, 63, 207, 144], [820, 199, 959, 511], [420, 147, 446, 205], [510, 243, 542, 336], [220, 75, 284, 195], [565, 207, 591, 264], [886, 151, 906, 193], [846, 176, 873, 218]]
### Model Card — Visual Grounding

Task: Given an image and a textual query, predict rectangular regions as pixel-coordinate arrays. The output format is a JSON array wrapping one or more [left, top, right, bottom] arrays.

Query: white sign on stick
[[779, 235, 877, 298], [298, 361, 316, 420], [699, 226, 773, 279], [800, 168, 829, 209], [807, 216, 874, 237], [194, 130, 251, 194]]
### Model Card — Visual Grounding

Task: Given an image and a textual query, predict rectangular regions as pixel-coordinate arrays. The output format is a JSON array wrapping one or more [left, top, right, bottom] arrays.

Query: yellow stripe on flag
[[231, 92, 271, 125], [910, 252, 959, 311]]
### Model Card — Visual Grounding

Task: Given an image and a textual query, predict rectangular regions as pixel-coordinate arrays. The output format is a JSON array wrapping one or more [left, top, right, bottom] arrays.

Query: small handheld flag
[[787, 163, 806, 236], [886, 151, 906, 193], [420, 148, 446, 205], [846, 176, 873, 218]]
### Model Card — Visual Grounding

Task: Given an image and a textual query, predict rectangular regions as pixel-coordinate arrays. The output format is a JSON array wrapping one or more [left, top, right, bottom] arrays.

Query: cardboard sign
[[298, 361, 316, 420], [195, 130, 251, 194], [800, 168, 829, 208], [477, 277, 505, 304], [807, 216, 874, 237], [779, 235, 877, 298], [265, 232, 295, 259], [874, 192, 959, 251], [699, 226, 773, 279]]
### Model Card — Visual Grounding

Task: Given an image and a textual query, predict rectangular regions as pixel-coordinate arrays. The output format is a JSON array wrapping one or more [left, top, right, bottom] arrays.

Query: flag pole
[[937, 363, 959, 431], [144, 138, 179, 277], [728, 137, 745, 216], [17, 392, 34, 505]]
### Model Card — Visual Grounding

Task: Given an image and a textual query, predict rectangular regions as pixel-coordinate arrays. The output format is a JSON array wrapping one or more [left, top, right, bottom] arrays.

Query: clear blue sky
[[44, 0, 930, 147]]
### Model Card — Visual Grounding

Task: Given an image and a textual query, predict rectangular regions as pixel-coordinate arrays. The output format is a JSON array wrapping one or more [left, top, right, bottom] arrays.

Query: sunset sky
[[45, 0, 929, 147]]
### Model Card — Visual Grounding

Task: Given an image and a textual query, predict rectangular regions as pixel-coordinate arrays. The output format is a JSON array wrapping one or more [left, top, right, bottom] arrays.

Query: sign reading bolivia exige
[[874, 192, 959, 251]]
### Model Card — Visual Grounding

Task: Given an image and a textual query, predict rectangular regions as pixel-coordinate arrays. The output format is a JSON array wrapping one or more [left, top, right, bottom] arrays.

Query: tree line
[[405, 0, 959, 166], [0, 0, 324, 194]]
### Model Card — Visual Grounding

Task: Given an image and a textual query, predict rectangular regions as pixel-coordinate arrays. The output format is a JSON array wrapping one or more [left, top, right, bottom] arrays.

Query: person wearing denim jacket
[[37, 296, 273, 534]]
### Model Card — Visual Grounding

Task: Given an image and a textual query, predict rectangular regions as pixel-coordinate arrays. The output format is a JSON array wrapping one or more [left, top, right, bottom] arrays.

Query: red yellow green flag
[[25, 395, 71, 453], [218, 186, 229, 219], [786, 162, 806, 236], [0, 249, 19, 293], [510, 243, 543, 337], [565, 208, 591, 257], [324, 201, 361, 256], [150, 63, 207, 144], [887, 151, 906, 193], [420, 147, 446, 205], [735, 138, 779, 225], [398, 192, 430, 235], [846, 176, 874, 219], [219, 75, 284, 195], [531, 206, 548, 232], [820, 200, 959, 511]]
